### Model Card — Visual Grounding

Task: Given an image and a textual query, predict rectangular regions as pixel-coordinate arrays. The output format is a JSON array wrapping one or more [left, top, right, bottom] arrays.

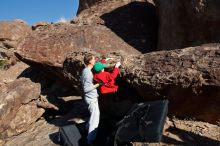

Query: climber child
[[93, 61, 121, 95]]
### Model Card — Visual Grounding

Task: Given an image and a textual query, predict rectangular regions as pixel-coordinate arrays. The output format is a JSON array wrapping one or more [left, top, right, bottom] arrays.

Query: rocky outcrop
[[0, 78, 44, 140], [4, 120, 58, 146], [77, 0, 220, 51], [15, 22, 220, 124], [0, 20, 31, 67], [15, 23, 140, 89], [32, 22, 50, 31], [1, 0, 220, 145], [0, 20, 31, 49], [122, 43, 220, 123], [4, 99, 88, 146], [0, 62, 29, 85], [60, 43, 220, 124], [155, 0, 220, 50], [16, 23, 139, 66], [77, 0, 106, 14], [77, 0, 155, 15], [74, 0, 133, 25], [74, 0, 158, 53], [13, 0, 220, 125]]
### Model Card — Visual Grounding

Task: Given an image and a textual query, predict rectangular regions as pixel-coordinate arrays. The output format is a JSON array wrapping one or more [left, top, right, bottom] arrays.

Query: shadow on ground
[[162, 127, 220, 146]]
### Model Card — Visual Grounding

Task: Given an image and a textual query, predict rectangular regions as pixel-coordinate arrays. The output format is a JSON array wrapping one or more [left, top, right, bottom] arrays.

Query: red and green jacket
[[93, 67, 120, 94]]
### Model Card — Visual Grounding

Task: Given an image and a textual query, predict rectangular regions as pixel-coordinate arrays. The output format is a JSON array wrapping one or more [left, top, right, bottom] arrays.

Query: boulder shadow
[[162, 126, 220, 146], [100, 1, 158, 53]]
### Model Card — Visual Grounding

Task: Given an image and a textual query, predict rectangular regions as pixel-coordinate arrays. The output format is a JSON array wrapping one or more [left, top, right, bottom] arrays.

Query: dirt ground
[[134, 117, 220, 146]]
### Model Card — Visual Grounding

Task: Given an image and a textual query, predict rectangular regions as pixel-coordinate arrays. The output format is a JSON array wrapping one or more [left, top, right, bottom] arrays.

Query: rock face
[[14, 0, 220, 124], [122, 44, 220, 123], [4, 98, 88, 146], [60, 43, 220, 124], [77, 0, 155, 14], [15, 22, 220, 124], [77, 0, 220, 51], [32, 21, 50, 31], [4, 120, 58, 146], [0, 62, 29, 85], [17, 24, 139, 67], [15, 23, 140, 88], [155, 0, 220, 50], [0, 78, 44, 140], [0, 20, 31, 67], [74, 0, 158, 53], [0, 20, 31, 50], [77, 0, 106, 14]]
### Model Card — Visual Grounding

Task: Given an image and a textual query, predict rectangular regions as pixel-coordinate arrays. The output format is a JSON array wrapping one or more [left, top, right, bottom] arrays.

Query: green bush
[[0, 59, 8, 69]]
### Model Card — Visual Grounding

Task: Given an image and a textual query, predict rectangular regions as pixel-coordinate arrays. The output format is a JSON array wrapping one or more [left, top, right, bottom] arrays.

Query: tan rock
[[0, 20, 31, 48], [32, 21, 50, 31], [0, 78, 43, 140], [0, 62, 29, 84], [0, 20, 32, 67], [14, 0, 220, 125], [16, 24, 220, 124], [5, 120, 58, 146]]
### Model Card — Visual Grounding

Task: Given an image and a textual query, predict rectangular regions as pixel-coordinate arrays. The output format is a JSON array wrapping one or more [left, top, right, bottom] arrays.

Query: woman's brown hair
[[84, 53, 94, 65]]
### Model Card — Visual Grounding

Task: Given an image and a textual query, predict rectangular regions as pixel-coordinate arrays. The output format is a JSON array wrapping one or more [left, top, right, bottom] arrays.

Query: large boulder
[[4, 120, 58, 146], [74, 0, 158, 53], [15, 23, 140, 88], [4, 99, 88, 146], [77, 0, 106, 14], [122, 43, 220, 123], [57, 43, 220, 124], [15, 22, 220, 124], [0, 20, 32, 67], [76, 0, 220, 51], [77, 0, 155, 14], [155, 0, 220, 50], [0, 78, 44, 140], [32, 21, 50, 31], [16, 24, 139, 66], [0, 20, 31, 49], [0, 62, 29, 85], [13, 0, 220, 124]]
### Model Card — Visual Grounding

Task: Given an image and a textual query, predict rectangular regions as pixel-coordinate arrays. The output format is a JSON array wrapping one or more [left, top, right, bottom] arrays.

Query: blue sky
[[0, 0, 79, 25]]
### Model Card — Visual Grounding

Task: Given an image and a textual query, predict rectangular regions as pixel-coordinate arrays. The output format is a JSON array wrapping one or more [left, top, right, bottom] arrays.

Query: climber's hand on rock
[[105, 58, 114, 61], [115, 62, 121, 68]]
